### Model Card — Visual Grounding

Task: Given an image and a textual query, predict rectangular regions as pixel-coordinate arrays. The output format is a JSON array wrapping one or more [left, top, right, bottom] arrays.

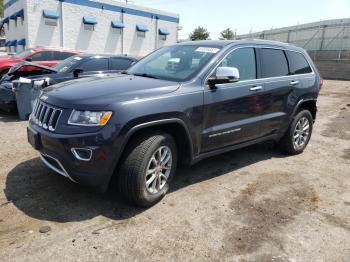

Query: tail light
[[320, 76, 324, 89]]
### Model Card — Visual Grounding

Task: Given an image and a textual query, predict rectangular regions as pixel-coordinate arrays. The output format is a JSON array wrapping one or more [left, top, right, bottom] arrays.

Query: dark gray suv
[[27, 40, 322, 207]]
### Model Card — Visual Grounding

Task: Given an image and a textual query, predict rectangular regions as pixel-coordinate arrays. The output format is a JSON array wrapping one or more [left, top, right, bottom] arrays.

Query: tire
[[279, 110, 313, 155], [117, 131, 177, 207]]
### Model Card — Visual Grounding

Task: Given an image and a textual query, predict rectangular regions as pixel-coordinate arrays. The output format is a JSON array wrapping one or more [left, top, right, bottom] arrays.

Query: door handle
[[250, 86, 263, 91], [290, 80, 300, 86]]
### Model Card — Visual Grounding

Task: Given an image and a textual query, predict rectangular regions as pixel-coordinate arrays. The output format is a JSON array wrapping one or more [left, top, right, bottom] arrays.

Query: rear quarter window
[[260, 48, 289, 78], [286, 51, 312, 75]]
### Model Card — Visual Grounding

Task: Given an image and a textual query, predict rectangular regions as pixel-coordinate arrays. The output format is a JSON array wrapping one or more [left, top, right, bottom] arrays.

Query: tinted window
[[79, 58, 109, 71], [60, 52, 76, 60], [30, 51, 55, 61], [110, 58, 134, 70], [218, 48, 256, 81], [51, 51, 75, 61], [52, 51, 62, 61], [287, 51, 312, 75], [260, 49, 289, 78]]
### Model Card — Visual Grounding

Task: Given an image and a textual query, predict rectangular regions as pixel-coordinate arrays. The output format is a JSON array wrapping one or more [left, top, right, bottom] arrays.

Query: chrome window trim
[[203, 45, 315, 88]]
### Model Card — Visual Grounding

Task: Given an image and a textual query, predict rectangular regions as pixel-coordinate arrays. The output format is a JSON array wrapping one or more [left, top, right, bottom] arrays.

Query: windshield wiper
[[132, 73, 160, 79]]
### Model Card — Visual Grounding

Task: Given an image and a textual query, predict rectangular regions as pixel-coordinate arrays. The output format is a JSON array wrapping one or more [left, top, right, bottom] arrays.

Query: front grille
[[31, 100, 62, 132]]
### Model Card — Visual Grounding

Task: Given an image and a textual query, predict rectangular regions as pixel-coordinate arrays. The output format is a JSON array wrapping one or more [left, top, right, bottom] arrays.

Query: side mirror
[[25, 57, 32, 62], [73, 68, 84, 78], [208, 67, 240, 88]]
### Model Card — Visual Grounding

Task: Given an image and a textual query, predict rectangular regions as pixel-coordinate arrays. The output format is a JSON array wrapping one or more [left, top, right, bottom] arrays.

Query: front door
[[201, 47, 265, 152]]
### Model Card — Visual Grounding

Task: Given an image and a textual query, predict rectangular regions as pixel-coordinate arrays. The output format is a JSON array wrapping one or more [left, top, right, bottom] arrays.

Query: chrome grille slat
[[42, 107, 52, 129], [31, 100, 62, 132]]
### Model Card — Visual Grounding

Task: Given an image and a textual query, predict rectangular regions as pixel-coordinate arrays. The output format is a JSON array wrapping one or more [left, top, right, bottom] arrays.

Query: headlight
[[68, 110, 112, 126]]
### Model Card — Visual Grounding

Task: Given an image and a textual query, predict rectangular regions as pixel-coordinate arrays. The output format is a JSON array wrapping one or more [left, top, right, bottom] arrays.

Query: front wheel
[[117, 132, 177, 207], [279, 110, 313, 155]]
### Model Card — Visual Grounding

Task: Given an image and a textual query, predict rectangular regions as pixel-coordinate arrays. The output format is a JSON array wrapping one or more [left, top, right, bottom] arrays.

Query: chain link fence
[[237, 18, 350, 79]]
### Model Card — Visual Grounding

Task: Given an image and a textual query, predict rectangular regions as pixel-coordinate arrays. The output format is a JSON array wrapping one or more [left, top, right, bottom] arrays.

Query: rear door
[[202, 47, 266, 152], [256, 48, 294, 136]]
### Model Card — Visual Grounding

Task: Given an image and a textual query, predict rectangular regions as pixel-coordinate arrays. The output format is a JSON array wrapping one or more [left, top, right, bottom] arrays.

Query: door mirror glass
[[208, 66, 240, 88]]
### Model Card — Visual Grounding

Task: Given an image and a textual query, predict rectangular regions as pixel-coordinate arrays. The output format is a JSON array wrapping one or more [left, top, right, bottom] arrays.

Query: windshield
[[128, 45, 222, 82], [13, 49, 34, 59], [54, 55, 83, 73]]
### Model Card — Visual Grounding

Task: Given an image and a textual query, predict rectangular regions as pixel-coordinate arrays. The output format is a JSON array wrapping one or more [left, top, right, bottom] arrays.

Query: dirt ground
[[0, 80, 349, 261]]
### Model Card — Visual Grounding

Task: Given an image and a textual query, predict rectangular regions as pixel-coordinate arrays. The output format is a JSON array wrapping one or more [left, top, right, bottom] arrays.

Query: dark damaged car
[[0, 55, 137, 111]]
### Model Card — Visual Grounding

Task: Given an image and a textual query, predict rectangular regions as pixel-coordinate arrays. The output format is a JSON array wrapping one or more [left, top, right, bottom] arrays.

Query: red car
[[0, 48, 83, 76]]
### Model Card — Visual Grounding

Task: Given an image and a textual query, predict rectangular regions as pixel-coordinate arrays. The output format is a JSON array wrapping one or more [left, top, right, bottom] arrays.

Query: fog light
[[71, 148, 92, 161]]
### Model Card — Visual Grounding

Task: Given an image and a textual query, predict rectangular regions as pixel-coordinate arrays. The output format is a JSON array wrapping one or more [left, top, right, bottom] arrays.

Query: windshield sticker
[[195, 47, 220, 53], [59, 66, 69, 73]]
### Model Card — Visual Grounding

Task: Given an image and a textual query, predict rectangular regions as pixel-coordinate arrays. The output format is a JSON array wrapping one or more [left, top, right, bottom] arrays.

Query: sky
[[129, 0, 350, 40]]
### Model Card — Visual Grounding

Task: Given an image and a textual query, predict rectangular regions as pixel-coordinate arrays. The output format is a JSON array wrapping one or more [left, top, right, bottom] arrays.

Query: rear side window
[[79, 58, 109, 71], [260, 49, 289, 78], [218, 47, 256, 81], [286, 51, 312, 75], [110, 58, 134, 71]]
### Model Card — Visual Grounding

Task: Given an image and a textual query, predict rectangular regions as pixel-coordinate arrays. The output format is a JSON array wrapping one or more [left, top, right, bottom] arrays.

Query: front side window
[[128, 45, 222, 82], [79, 58, 109, 71], [30, 51, 55, 61], [260, 48, 289, 78], [217, 48, 256, 81], [286, 51, 312, 75]]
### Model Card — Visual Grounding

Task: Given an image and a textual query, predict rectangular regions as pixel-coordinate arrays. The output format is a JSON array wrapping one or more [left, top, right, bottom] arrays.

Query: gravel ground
[[0, 80, 349, 261]]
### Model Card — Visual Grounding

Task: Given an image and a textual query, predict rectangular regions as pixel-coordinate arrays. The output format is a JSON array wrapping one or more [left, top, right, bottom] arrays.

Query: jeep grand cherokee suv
[[27, 40, 322, 207]]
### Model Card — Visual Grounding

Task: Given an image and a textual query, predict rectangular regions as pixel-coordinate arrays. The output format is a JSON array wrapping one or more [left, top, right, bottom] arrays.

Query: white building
[[2, 0, 180, 57]]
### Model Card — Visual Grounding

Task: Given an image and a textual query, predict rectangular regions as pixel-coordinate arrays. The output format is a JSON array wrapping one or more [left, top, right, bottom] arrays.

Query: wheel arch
[[293, 99, 317, 121], [110, 118, 195, 183]]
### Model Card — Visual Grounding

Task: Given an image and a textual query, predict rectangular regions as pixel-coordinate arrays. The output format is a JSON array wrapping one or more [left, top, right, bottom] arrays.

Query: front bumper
[[28, 124, 120, 192]]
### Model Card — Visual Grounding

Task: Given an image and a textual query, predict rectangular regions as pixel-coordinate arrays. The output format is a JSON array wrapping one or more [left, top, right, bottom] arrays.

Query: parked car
[[0, 47, 82, 77], [27, 40, 322, 207], [0, 55, 137, 111]]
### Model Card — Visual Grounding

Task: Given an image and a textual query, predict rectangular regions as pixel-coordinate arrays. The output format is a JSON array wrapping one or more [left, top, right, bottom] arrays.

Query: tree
[[189, 26, 210, 41], [220, 28, 235, 40]]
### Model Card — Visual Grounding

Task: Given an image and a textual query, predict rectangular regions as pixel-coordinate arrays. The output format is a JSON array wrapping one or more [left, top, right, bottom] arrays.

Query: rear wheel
[[117, 132, 177, 207], [279, 110, 313, 155]]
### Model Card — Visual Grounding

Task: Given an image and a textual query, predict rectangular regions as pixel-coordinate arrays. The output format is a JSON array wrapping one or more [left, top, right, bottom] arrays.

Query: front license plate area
[[27, 127, 41, 150]]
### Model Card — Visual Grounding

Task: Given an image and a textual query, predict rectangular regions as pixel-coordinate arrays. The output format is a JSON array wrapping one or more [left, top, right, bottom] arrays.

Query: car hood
[[0, 61, 57, 84], [42, 74, 180, 109], [8, 61, 57, 76]]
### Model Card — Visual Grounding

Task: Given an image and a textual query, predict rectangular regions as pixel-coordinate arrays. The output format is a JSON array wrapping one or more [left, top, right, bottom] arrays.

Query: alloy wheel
[[145, 146, 172, 194]]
